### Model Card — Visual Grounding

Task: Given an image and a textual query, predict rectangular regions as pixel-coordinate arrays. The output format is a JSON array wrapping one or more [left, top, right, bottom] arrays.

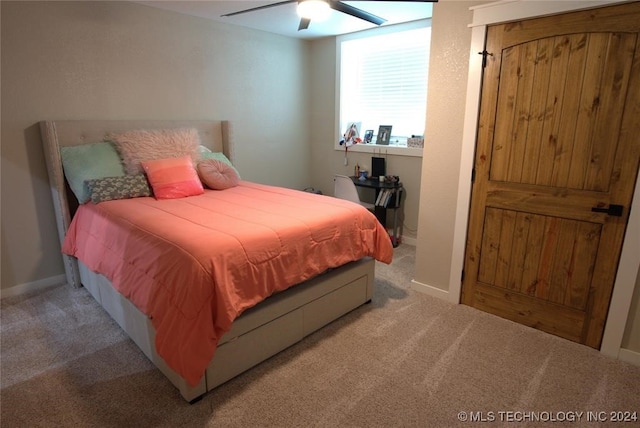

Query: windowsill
[[334, 143, 423, 158]]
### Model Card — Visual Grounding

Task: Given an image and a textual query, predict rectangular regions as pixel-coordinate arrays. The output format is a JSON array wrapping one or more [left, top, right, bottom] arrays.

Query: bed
[[40, 120, 393, 402]]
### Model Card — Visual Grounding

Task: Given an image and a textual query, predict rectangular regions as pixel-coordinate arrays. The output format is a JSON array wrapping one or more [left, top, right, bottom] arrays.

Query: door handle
[[591, 204, 623, 217]]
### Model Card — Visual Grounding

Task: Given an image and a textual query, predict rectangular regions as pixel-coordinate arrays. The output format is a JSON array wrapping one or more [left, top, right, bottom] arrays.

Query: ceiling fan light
[[297, 0, 330, 21]]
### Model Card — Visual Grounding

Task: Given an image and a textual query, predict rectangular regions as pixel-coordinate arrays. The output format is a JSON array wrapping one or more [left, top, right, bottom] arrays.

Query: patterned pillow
[[86, 174, 152, 204]]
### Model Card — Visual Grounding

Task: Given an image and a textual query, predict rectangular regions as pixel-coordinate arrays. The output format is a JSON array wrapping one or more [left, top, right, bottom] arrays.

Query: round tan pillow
[[197, 159, 240, 190]]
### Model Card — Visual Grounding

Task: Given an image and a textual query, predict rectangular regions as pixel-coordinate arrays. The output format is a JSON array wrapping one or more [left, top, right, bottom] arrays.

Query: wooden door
[[462, 2, 640, 348]]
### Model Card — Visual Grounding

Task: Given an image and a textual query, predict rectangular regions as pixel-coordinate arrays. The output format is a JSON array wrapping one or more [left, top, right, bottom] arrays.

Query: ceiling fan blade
[[221, 0, 297, 17], [329, 1, 386, 25], [298, 17, 311, 30]]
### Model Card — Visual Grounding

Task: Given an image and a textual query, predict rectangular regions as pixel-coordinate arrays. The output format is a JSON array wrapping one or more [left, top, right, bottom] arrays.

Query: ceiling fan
[[222, 0, 437, 31]]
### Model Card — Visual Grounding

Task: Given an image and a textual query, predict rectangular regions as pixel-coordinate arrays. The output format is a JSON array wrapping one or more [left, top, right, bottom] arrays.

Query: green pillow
[[86, 174, 152, 204], [60, 142, 125, 203], [199, 149, 240, 178]]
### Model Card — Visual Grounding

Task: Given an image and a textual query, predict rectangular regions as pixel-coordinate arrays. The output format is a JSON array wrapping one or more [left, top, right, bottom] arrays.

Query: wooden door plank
[[548, 219, 579, 305], [536, 35, 571, 187], [506, 212, 529, 291], [491, 45, 520, 182], [495, 209, 517, 288], [610, 39, 640, 204], [478, 207, 502, 285], [564, 222, 601, 310], [521, 39, 553, 185], [461, 24, 505, 306], [520, 213, 545, 296], [473, 283, 585, 342], [534, 217, 560, 300], [583, 215, 629, 347], [507, 42, 537, 183], [583, 39, 640, 347], [551, 34, 588, 187], [584, 33, 636, 191], [486, 181, 617, 223], [499, 2, 640, 47], [567, 33, 609, 190]]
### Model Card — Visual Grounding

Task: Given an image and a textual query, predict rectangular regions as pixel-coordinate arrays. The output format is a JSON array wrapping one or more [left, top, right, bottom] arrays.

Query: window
[[337, 20, 431, 153]]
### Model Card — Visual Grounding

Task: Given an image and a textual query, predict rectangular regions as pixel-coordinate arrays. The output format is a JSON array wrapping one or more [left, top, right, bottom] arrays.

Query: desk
[[351, 176, 404, 247]]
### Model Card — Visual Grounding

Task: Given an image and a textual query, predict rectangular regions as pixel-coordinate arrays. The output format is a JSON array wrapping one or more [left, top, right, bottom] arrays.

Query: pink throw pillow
[[197, 159, 240, 190], [142, 155, 204, 199]]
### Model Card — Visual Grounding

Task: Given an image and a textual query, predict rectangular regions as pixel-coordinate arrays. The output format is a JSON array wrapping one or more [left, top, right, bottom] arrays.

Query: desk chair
[[333, 175, 375, 211]]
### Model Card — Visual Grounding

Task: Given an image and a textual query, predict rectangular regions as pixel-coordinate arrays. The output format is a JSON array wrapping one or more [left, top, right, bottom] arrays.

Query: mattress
[[62, 181, 393, 386]]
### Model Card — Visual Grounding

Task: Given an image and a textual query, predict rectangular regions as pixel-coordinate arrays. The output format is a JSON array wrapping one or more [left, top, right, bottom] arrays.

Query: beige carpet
[[2, 245, 639, 427]]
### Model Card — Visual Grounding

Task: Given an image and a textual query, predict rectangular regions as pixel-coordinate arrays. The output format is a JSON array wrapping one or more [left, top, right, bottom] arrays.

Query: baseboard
[[411, 279, 459, 304], [400, 235, 416, 246], [618, 348, 640, 367], [0, 275, 67, 299]]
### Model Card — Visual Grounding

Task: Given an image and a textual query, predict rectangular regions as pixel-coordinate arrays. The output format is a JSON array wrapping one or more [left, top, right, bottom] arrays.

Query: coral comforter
[[62, 181, 393, 386]]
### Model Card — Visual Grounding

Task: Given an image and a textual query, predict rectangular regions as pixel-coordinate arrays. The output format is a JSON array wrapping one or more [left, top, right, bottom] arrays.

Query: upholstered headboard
[[39, 120, 233, 288]]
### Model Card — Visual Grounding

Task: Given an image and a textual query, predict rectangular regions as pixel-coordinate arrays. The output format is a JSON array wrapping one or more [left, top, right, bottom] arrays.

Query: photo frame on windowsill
[[343, 121, 361, 147], [363, 129, 374, 144], [376, 125, 392, 145]]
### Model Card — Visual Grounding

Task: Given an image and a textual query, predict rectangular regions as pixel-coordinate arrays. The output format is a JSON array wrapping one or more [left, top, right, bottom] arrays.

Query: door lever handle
[[591, 204, 623, 217]]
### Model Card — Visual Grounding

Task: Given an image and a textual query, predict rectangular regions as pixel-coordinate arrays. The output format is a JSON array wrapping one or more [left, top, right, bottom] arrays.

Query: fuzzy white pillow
[[110, 128, 201, 175]]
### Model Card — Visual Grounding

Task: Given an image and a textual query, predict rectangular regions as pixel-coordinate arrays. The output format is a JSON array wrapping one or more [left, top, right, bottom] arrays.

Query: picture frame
[[376, 125, 392, 145], [343, 121, 361, 147], [363, 129, 374, 144]]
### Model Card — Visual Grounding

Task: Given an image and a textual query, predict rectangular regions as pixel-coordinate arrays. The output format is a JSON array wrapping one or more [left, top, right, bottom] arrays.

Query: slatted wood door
[[462, 2, 640, 348]]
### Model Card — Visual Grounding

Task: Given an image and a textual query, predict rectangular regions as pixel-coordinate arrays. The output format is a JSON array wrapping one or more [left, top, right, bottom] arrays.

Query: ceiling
[[135, 1, 434, 39]]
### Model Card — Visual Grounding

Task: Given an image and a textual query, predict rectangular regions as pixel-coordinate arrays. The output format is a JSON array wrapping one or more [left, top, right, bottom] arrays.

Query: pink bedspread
[[62, 181, 393, 386]]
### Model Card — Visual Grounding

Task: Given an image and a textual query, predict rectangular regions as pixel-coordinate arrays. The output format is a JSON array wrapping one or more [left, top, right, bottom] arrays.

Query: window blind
[[340, 25, 431, 144]]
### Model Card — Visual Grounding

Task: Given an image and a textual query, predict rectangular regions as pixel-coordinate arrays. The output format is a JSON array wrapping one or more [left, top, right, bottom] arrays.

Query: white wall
[[622, 266, 640, 351], [0, 0, 310, 291], [413, 0, 477, 292]]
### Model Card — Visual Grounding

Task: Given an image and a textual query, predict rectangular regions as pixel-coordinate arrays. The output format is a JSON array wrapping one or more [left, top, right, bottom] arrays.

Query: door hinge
[[471, 168, 476, 183], [461, 270, 465, 282]]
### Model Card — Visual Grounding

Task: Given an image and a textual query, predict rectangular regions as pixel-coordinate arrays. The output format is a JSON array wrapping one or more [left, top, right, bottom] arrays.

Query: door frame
[[451, 0, 640, 360]]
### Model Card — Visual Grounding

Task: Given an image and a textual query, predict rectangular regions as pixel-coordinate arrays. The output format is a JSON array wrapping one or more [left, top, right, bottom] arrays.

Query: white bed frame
[[40, 120, 375, 402]]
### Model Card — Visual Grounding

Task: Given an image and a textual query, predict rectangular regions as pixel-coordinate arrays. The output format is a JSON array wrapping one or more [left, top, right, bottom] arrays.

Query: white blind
[[339, 24, 431, 144]]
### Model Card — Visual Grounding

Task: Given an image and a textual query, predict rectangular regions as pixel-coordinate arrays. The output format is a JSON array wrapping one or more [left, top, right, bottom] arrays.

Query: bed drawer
[[207, 273, 369, 390], [220, 258, 374, 345], [302, 275, 368, 336], [207, 308, 304, 388]]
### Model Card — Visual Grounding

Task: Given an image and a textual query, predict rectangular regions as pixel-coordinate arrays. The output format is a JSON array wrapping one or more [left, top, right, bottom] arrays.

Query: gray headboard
[[39, 120, 233, 288]]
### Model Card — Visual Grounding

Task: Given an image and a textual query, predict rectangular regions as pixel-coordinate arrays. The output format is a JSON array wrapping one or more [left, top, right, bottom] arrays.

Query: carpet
[[2, 245, 639, 427]]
